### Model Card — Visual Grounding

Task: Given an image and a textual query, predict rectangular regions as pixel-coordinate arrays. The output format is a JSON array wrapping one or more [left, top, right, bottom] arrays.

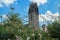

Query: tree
[[47, 21, 60, 40], [0, 12, 24, 40]]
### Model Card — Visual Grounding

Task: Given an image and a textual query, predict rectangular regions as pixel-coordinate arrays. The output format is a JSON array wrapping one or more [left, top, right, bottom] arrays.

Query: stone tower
[[28, 2, 39, 30]]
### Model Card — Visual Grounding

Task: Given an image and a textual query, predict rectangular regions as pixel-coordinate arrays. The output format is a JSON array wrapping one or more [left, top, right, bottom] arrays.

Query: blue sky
[[0, 0, 60, 15], [0, 0, 60, 26]]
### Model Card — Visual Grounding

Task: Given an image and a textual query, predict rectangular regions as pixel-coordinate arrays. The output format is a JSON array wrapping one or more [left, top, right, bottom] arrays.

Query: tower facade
[[28, 2, 39, 30]]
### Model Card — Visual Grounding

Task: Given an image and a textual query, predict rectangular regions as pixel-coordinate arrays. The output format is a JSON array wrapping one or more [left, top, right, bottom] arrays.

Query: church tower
[[28, 2, 39, 30]]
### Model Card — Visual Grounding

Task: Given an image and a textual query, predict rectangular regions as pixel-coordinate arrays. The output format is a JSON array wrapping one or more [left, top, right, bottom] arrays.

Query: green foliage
[[0, 11, 60, 40], [0, 13, 23, 40], [47, 21, 60, 39], [0, 25, 15, 40]]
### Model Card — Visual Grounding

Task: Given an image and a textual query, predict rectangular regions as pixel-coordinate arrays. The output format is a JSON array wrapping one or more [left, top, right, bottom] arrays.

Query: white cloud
[[0, 3, 3, 7], [27, 6, 29, 10], [39, 11, 59, 24], [30, 0, 47, 6], [24, 6, 29, 13], [0, 0, 17, 7], [2, 15, 6, 19], [2, 14, 8, 19]]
